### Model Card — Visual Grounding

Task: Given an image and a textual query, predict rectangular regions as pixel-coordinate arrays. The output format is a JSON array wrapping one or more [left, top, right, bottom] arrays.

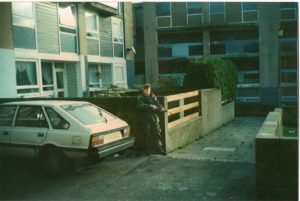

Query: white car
[[0, 100, 134, 175]]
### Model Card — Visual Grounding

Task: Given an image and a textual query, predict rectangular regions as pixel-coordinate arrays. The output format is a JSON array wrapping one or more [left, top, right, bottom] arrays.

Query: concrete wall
[[143, 3, 159, 84], [165, 88, 235, 152], [0, 3, 17, 98], [124, 2, 135, 61], [259, 3, 281, 104], [256, 108, 298, 200], [221, 101, 235, 125]]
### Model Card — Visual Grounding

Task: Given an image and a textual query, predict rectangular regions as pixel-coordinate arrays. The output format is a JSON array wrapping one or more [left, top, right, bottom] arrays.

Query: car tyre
[[40, 147, 66, 176]]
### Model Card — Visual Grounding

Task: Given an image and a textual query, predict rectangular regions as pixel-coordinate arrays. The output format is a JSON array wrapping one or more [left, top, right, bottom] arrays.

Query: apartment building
[[134, 2, 297, 105], [0, 2, 135, 98]]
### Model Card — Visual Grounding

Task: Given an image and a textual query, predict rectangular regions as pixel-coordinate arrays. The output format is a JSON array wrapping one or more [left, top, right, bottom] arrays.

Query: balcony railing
[[158, 43, 203, 59], [210, 39, 258, 56]]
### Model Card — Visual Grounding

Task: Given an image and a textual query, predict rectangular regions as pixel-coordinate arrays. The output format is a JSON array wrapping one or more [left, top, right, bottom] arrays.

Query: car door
[[0, 105, 17, 156], [10, 105, 49, 157]]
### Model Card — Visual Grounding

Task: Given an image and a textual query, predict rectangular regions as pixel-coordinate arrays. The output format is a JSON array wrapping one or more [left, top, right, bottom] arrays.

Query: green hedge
[[184, 58, 237, 101]]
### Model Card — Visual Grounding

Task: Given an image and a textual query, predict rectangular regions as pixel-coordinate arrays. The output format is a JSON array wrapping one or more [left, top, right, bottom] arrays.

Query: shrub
[[184, 58, 237, 101]]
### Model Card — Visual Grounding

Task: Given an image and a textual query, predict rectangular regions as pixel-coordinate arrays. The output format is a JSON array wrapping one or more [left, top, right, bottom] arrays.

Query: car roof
[[1, 100, 90, 107]]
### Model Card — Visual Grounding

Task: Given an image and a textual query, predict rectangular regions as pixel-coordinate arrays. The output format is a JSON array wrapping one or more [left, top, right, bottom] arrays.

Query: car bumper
[[91, 136, 135, 159]]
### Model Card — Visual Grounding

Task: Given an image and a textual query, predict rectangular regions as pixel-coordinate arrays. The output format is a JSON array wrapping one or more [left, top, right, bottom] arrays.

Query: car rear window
[[61, 103, 116, 125]]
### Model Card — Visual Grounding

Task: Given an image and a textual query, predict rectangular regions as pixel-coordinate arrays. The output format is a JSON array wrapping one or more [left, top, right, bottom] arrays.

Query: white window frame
[[113, 63, 127, 88], [156, 2, 172, 28], [241, 2, 259, 23], [54, 67, 68, 97], [88, 64, 102, 91], [186, 2, 203, 25], [101, 64, 114, 89], [12, 2, 38, 51], [57, 3, 78, 54], [16, 59, 41, 97], [85, 11, 100, 56], [112, 17, 124, 58], [209, 2, 226, 24], [41, 62, 56, 95], [85, 11, 99, 34], [280, 3, 297, 21]]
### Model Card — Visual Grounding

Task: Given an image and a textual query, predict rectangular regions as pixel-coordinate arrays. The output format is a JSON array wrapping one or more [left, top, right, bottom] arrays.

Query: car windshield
[[61, 103, 116, 125]]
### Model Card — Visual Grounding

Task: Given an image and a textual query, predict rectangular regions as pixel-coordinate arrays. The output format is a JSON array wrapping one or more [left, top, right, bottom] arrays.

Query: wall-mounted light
[[278, 28, 284, 37], [126, 46, 136, 55]]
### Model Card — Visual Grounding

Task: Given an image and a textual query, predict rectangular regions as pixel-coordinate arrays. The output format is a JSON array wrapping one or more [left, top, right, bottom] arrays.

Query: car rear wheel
[[40, 147, 66, 176]]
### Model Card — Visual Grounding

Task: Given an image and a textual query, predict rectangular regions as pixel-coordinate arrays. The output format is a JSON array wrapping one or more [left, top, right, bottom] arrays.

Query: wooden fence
[[165, 90, 200, 129]]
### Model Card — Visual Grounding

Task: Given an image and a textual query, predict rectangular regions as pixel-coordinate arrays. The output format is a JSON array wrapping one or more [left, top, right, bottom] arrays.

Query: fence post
[[160, 96, 169, 153], [179, 98, 184, 118]]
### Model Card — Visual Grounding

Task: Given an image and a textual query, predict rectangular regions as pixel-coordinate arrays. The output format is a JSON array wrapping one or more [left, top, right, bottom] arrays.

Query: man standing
[[137, 84, 166, 155]]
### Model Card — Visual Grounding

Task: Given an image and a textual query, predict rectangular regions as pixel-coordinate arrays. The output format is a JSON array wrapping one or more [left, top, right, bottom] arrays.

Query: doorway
[[54, 67, 67, 97]]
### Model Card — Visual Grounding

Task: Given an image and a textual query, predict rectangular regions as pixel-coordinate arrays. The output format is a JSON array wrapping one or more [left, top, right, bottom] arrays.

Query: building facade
[[0, 2, 135, 98], [134, 2, 297, 105]]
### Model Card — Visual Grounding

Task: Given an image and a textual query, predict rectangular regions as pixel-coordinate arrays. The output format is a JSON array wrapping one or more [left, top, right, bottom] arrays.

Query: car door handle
[[37, 132, 45, 137], [3, 131, 9, 135]]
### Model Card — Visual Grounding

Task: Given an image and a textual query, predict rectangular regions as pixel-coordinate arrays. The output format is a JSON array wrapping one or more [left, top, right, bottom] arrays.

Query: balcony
[[280, 37, 297, 54], [85, 2, 119, 16], [158, 43, 203, 60], [210, 39, 258, 57]]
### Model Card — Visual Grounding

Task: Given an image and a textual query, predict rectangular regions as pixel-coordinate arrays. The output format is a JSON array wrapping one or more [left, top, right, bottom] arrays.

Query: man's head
[[143, 84, 151, 96]]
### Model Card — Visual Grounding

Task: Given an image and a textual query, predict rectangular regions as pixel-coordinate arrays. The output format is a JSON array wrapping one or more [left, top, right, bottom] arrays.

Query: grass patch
[[283, 126, 298, 137]]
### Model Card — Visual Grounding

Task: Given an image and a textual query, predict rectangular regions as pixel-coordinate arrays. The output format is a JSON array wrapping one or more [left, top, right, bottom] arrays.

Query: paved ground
[[169, 117, 265, 163], [0, 117, 264, 201]]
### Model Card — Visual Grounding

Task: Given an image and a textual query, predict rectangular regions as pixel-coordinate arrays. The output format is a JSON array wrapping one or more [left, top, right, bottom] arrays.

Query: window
[[12, 2, 36, 49], [0, 106, 16, 126], [281, 70, 297, 84], [41, 62, 54, 92], [112, 18, 124, 58], [187, 2, 203, 14], [242, 3, 257, 11], [187, 2, 203, 26], [242, 3, 258, 22], [210, 3, 225, 14], [156, 2, 171, 27], [114, 65, 126, 87], [45, 107, 69, 129], [88, 64, 101, 89], [209, 3, 225, 24], [58, 4, 76, 27], [280, 3, 297, 21], [61, 103, 115, 125], [16, 61, 39, 94], [101, 64, 113, 88], [58, 3, 78, 53], [85, 11, 98, 33], [156, 2, 171, 16], [16, 106, 48, 128], [85, 11, 100, 55], [12, 2, 33, 18]]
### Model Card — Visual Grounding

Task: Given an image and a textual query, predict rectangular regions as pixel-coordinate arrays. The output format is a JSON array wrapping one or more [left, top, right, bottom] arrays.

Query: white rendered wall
[[0, 48, 17, 97]]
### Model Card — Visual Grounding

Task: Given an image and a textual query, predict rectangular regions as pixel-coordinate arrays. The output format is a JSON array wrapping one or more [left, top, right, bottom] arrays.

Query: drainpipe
[[77, 3, 89, 97]]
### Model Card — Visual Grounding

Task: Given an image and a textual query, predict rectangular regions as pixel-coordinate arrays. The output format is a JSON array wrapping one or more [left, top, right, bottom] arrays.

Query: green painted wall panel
[[99, 16, 113, 57], [36, 2, 60, 54]]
